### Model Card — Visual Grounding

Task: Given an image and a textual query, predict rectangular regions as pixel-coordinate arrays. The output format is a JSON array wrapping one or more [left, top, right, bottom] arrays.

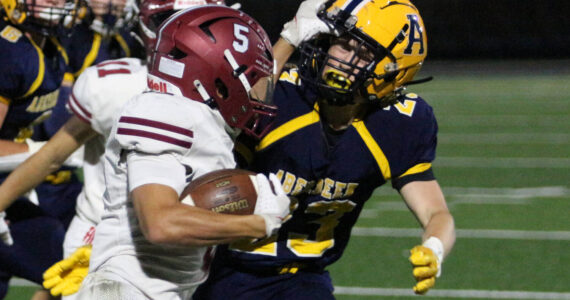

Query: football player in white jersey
[[75, 5, 290, 300], [0, 0, 230, 298]]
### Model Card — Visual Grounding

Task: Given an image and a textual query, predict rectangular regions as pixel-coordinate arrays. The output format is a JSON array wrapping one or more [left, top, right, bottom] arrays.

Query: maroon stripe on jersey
[[97, 60, 129, 67], [69, 93, 92, 123], [117, 128, 193, 149], [119, 116, 194, 138]]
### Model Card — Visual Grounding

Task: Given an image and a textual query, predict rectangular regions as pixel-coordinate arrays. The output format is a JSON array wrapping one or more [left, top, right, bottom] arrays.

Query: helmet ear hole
[[383, 71, 398, 82], [168, 47, 187, 59], [215, 78, 228, 100]]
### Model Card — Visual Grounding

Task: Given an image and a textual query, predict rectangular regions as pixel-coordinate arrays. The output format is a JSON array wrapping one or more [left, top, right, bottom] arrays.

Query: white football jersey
[[90, 92, 236, 299], [67, 57, 148, 225]]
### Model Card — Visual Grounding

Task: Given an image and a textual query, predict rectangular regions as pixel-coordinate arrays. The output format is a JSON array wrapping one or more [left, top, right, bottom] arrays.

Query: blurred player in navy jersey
[[25, 0, 145, 238], [194, 0, 456, 299], [0, 0, 85, 298]]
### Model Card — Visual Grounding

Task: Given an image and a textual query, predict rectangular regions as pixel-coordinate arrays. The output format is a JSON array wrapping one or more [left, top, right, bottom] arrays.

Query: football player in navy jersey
[[194, 0, 456, 299], [0, 0, 84, 298]]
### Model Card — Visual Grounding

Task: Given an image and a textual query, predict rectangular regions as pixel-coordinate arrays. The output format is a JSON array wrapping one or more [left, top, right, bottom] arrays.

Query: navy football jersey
[[0, 18, 68, 141], [217, 69, 438, 271], [63, 22, 144, 78]]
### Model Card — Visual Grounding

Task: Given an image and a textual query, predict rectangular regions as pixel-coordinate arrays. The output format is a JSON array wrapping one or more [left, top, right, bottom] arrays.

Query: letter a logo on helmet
[[404, 14, 425, 55]]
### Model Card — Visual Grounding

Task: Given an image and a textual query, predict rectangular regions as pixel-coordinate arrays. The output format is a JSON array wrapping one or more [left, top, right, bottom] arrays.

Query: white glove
[[25, 139, 47, 155], [253, 173, 290, 237], [0, 212, 13, 246], [280, 0, 333, 47]]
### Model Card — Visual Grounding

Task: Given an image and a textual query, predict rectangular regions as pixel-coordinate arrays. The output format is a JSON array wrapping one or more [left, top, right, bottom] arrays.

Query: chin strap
[[406, 76, 434, 86]]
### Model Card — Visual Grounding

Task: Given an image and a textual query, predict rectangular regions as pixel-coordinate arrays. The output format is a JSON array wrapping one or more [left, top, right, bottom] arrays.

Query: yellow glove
[[409, 237, 444, 294], [43, 245, 92, 296]]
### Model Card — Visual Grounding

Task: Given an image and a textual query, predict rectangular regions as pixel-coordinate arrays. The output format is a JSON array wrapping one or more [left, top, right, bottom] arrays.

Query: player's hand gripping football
[[409, 237, 444, 294], [43, 245, 92, 296], [253, 173, 291, 237], [0, 212, 13, 246], [280, 0, 334, 47]]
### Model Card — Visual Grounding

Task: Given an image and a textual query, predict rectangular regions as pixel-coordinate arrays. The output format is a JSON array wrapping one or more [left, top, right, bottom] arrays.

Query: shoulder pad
[[279, 68, 301, 85], [0, 25, 23, 43], [114, 94, 201, 156]]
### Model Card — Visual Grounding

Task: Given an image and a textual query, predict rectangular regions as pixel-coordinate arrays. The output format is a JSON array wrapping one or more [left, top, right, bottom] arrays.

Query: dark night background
[[226, 0, 570, 60]]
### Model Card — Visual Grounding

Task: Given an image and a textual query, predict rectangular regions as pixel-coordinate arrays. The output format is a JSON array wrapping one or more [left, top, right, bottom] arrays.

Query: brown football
[[180, 169, 257, 215]]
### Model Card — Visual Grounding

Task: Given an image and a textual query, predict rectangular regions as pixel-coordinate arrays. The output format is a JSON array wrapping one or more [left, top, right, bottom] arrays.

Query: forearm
[[0, 119, 92, 211], [157, 204, 267, 246], [422, 211, 456, 258], [0, 140, 71, 211], [0, 140, 28, 156], [273, 38, 296, 81], [133, 184, 267, 247]]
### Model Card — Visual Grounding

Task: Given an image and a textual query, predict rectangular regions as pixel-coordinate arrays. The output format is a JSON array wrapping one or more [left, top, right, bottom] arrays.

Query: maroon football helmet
[[148, 6, 277, 139], [138, 0, 226, 57]]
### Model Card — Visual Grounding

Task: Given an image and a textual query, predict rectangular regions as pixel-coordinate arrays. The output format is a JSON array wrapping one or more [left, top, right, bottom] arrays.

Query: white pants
[[76, 269, 150, 300]]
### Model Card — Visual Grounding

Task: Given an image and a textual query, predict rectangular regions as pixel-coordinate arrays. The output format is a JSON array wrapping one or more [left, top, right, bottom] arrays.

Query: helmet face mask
[[1, 0, 85, 35], [299, 0, 427, 106], [148, 5, 277, 139]]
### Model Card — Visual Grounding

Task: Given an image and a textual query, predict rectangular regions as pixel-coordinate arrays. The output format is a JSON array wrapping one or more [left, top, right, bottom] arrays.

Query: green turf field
[[5, 60, 570, 299]]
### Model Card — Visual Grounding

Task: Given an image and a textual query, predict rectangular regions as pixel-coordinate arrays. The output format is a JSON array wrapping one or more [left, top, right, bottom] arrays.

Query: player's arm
[[401, 180, 455, 254], [132, 183, 269, 246], [399, 179, 456, 294], [128, 150, 289, 247], [0, 96, 8, 129], [0, 116, 97, 212]]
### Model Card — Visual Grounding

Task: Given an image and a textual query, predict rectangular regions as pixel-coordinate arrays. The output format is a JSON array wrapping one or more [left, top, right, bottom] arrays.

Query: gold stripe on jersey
[[256, 105, 320, 151], [352, 120, 391, 180], [399, 162, 432, 178], [21, 37, 45, 98], [74, 33, 102, 78], [50, 37, 69, 65], [114, 34, 130, 57], [0, 95, 10, 105]]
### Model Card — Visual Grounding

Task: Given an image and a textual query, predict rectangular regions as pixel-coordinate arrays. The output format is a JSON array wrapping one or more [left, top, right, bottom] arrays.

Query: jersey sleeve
[[68, 58, 146, 136], [0, 26, 40, 100], [113, 93, 196, 157], [127, 151, 187, 194], [367, 93, 438, 184], [67, 66, 98, 126]]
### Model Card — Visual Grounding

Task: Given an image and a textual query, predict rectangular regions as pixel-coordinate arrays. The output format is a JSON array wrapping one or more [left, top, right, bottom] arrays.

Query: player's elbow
[[140, 218, 175, 245]]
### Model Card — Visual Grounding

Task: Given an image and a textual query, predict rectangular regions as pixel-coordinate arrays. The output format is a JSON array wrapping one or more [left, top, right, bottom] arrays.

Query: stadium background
[[6, 1, 570, 299]]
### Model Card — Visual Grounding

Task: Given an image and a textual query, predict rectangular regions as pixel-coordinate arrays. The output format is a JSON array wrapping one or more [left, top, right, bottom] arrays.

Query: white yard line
[[372, 186, 570, 197], [333, 286, 570, 299], [438, 133, 570, 144], [439, 115, 568, 127], [435, 157, 570, 168], [351, 227, 570, 241]]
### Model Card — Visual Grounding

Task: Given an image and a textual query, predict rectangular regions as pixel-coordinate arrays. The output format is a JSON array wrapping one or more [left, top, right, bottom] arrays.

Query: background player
[[76, 5, 290, 300], [0, 0, 84, 298], [0, 0, 227, 297], [194, 0, 456, 299]]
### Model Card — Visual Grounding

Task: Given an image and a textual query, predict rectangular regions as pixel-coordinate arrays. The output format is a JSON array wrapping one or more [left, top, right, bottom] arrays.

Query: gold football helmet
[[299, 0, 428, 105]]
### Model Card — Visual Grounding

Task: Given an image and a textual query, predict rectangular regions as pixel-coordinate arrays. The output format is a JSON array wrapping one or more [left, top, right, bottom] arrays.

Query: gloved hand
[[43, 245, 92, 296], [280, 0, 334, 47], [253, 173, 290, 237], [0, 212, 13, 246], [409, 237, 444, 294]]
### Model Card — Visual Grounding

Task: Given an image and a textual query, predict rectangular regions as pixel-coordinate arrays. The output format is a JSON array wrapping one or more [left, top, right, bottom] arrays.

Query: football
[[180, 169, 257, 215]]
